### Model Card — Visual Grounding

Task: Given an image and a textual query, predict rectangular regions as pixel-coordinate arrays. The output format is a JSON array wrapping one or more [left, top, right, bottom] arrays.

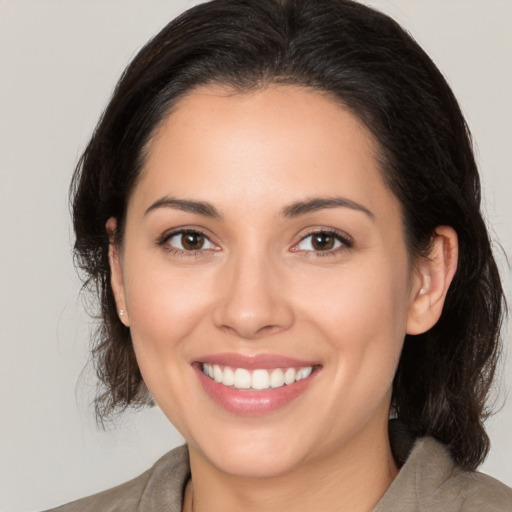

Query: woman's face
[[110, 85, 425, 477]]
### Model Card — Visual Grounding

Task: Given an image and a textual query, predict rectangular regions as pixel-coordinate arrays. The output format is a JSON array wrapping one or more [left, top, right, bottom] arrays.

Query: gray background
[[1, 1, 511, 510]]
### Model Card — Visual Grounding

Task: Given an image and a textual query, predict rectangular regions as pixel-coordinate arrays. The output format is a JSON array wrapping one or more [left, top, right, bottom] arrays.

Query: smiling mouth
[[202, 363, 316, 391]]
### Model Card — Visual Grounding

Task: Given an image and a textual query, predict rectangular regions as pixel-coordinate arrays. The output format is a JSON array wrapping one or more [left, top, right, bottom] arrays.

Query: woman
[[46, 0, 511, 510]]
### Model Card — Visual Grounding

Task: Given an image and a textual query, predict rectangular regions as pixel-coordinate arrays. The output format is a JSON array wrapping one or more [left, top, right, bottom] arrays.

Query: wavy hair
[[71, 0, 504, 470]]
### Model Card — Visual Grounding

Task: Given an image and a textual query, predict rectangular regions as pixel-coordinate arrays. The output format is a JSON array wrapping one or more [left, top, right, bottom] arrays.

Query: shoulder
[[42, 445, 190, 512], [375, 436, 512, 512], [458, 469, 512, 510], [415, 437, 512, 510]]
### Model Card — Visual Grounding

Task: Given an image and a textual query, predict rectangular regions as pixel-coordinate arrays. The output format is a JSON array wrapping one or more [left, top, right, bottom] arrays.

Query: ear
[[406, 226, 458, 335], [106, 217, 130, 327]]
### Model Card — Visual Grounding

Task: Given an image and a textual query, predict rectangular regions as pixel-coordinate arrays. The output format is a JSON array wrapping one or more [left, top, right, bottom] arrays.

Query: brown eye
[[311, 233, 335, 251], [164, 230, 216, 252], [181, 232, 205, 250], [294, 230, 350, 253]]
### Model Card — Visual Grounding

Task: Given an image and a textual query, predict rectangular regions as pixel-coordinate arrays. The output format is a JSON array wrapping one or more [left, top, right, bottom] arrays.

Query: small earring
[[119, 309, 125, 316]]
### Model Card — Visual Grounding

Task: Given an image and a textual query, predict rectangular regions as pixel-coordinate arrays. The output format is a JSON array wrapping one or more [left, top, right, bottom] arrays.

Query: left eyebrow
[[281, 196, 375, 220]]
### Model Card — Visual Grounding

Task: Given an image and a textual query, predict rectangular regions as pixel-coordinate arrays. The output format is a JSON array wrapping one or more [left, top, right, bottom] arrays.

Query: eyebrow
[[281, 197, 374, 220], [144, 197, 222, 218], [144, 195, 374, 221]]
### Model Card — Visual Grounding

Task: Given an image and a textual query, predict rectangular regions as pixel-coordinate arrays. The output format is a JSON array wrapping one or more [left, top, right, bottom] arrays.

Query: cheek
[[121, 256, 217, 432], [301, 258, 409, 330], [295, 255, 411, 376], [123, 257, 214, 358]]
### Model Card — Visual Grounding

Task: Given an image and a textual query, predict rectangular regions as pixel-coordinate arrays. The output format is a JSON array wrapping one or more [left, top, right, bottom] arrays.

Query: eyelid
[[157, 226, 220, 252], [290, 228, 354, 253], [156, 226, 352, 256]]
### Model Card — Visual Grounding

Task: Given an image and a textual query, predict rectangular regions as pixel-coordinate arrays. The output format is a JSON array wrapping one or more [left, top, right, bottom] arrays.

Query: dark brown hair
[[71, 0, 504, 470]]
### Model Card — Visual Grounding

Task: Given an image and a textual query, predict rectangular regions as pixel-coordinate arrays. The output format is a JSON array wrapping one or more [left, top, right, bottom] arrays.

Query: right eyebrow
[[144, 196, 222, 219]]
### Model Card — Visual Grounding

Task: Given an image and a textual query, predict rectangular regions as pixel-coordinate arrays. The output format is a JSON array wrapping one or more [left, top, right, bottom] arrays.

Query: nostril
[[217, 322, 289, 340]]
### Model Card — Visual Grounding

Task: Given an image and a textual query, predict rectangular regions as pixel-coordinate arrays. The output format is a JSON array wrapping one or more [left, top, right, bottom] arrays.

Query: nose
[[212, 249, 294, 340]]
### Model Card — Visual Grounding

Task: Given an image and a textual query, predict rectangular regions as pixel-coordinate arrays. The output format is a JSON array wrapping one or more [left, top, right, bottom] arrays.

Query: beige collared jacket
[[45, 436, 512, 512]]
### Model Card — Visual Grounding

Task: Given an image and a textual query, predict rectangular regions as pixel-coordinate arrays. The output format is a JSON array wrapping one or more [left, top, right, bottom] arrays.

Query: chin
[[204, 447, 303, 479], [188, 423, 312, 478]]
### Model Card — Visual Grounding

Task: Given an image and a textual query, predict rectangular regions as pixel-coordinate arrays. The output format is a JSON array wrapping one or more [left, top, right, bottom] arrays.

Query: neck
[[184, 422, 398, 512]]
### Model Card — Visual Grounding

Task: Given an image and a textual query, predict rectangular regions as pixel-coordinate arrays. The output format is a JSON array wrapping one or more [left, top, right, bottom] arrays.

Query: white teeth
[[213, 364, 223, 383], [284, 367, 296, 385], [295, 366, 313, 381], [302, 366, 313, 379], [234, 368, 251, 389], [251, 369, 270, 390], [202, 364, 314, 391], [222, 366, 234, 386], [270, 368, 285, 388]]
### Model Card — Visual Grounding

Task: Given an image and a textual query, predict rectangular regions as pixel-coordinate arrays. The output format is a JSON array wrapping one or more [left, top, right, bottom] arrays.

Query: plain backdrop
[[1, 1, 511, 511]]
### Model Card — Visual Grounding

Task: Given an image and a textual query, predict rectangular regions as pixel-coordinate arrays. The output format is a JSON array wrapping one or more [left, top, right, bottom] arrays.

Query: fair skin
[[107, 85, 458, 512]]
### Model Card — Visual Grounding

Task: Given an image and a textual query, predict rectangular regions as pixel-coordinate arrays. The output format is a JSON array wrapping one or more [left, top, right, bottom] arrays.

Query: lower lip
[[194, 366, 317, 416]]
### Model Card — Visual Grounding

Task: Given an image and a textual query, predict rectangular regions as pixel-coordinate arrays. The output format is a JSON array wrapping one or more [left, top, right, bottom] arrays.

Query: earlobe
[[406, 226, 458, 335], [106, 217, 130, 327]]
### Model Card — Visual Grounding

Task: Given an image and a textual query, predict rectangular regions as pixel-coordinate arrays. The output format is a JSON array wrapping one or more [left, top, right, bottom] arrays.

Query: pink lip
[[195, 352, 318, 370], [193, 353, 320, 416]]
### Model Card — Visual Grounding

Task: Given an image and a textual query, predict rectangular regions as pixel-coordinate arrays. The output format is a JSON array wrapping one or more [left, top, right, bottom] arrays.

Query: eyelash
[[294, 229, 353, 257], [157, 228, 217, 257], [157, 228, 353, 258]]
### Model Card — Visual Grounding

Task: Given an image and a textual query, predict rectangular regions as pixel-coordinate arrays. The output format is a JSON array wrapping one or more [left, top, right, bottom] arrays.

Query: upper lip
[[195, 353, 320, 369]]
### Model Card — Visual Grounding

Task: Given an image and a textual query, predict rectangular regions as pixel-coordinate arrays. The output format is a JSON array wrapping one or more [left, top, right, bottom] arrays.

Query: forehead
[[149, 84, 377, 164], [134, 84, 399, 223]]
